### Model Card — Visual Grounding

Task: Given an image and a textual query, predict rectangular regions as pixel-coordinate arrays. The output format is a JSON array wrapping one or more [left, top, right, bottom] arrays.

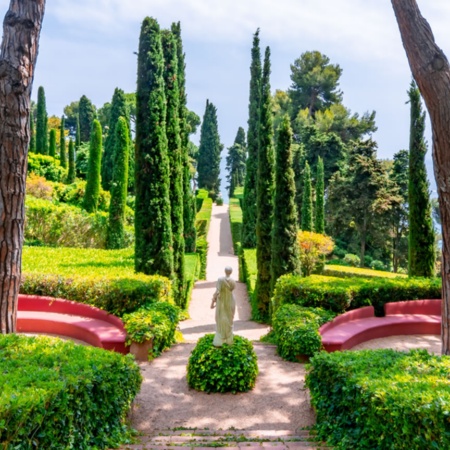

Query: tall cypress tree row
[[301, 162, 313, 231], [315, 156, 325, 234], [75, 114, 81, 148], [67, 138, 76, 184], [172, 21, 197, 253], [197, 100, 222, 198], [36, 86, 48, 154], [254, 47, 275, 322], [271, 115, 301, 294], [60, 116, 67, 168], [29, 114, 36, 153], [102, 88, 130, 191], [79, 95, 97, 143], [48, 129, 56, 158], [83, 120, 103, 213], [242, 30, 262, 249], [106, 117, 129, 249], [408, 81, 435, 277], [162, 29, 185, 307], [226, 127, 247, 197], [135, 17, 174, 277]]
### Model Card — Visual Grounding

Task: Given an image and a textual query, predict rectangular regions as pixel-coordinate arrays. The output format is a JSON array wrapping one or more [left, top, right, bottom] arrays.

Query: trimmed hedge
[[195, 190, 213, 280], [272, 274, 441, 316], [184, 253, 199, 309], [273, 304, 336, 360], [229, 196, 244, 281], [324, 264, 407, 279], [241, 248, 257, 310], [306, 349, 450, 449], [0, 334, 141, 449]]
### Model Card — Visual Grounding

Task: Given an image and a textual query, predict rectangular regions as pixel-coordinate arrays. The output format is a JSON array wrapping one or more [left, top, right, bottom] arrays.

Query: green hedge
[[195, 190, 213, 280], [28, 151, 67, 182], [229, 196, 244, 281], [324, 264, 407, 279], [273, 304, 336, 360], [241, 248, 257, 315], [184, 253, 199, 309], [272, 274, 441, 316], [21, 246, 173, 316], [306, 349, 450, 449], [0, 334, 141, 449]]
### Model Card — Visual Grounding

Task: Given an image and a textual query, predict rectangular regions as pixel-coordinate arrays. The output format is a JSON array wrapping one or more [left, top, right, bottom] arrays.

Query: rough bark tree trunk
[[0, 0, 45, 333], [391, 0, 450, 353]]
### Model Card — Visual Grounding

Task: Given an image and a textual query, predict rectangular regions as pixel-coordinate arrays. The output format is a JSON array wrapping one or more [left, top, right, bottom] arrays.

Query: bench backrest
[[384, 299, 441, 316], [319, 306, 375, 333]]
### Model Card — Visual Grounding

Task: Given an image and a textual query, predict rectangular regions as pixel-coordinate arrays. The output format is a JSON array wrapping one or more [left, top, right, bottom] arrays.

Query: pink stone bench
[[17, 295, 128, 354], [319, 300, 441, 352]]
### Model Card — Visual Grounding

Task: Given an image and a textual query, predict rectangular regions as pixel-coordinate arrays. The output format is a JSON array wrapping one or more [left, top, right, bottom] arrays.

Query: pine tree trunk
[[0, 0, 45, 334], [391, 0, 450, 353]]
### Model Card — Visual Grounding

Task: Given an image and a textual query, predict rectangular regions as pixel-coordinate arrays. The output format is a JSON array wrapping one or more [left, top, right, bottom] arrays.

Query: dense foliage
[[298, 231, 334, 276], [0, 334, 141, 449], [187, 334, 258, 393], [83, 120, 103, 212], [301, 161, 313, 231], [35, 86, 48, 155], [226, 127, 247, 197], [195, 189, 212, 279], [67, 138, 76, 183], [48, 128, 56, 158], [315, 157, 325, 233], [60, 115, 67, 168], [78, 95, 97, 143]]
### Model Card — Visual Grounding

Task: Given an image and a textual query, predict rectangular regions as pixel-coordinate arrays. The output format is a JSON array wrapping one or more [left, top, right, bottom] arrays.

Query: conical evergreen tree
[[67, 138, 76, 184], [102, 88, 130, 191], [106, 117, 129, 249], [226, 127, 247, 197], [29, 115, 36, 153], [301, 162, 313, 231], [271, 115, 301, 294], [254, 47, 275, 322], [197, 100, 222, 198], [75, 114, 81, 148], [408, 81, 435, 277], [60, 116, 67, 168], [242, 30, 262, 248], [135, 17, 173, 277], [48, 129, 56, 158], [79, 95, 96, 143], [36, 86, 48, 154], [315, 157, 325, 233], [162, 29, 185, 307], [83, 120, 102, 213], [172, 22, 197, 253]]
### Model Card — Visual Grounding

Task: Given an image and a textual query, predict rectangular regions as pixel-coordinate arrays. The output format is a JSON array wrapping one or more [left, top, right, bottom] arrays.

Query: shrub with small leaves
[[187, 334, 258, 393]]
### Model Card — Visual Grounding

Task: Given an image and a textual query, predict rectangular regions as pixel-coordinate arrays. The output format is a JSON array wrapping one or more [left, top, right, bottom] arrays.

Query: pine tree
[[254, 47, 275, 321], [75, 114, 81, 148], [135, 17, 173, 277], [67, 138, 76, 183], [408, 81, 435, 277], [197, 100, 222, 198], [29, 115, 36, 153], [162, 29, 185, 307], [60, 116, 67, 168], [315, 156, 325, 233], [271, 115, 301, 293], [35, 86, 48, 154], [102, 88, 130, 191], [48, 129, 56, 158], [79, 95, 96, 143], [226, 127, 247, 197], [83, 120, 102, 213], [172, 22, 197, 253], [106, 117, 129, 249], [242, 30, 262, 249], [301, 162, 313, 231]]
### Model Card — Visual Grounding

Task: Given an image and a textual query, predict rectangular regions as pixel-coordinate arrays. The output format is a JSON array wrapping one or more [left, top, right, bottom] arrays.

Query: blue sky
[[1, 0, 449, 192]]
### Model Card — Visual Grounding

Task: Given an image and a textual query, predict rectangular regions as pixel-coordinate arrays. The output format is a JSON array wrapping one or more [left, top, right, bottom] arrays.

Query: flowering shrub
[[297, 231, 334, 276]]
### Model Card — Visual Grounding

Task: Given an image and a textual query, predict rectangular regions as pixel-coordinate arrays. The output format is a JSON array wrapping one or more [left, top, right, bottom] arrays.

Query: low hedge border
[[273, 304, 336, 360], [195, 190, 213, 280], [306, 349, 450, 449], [324, 264, 407, 279], [0, 334, 142, 449], [241, 248, 258, 317], [184, 253, 199, 310]]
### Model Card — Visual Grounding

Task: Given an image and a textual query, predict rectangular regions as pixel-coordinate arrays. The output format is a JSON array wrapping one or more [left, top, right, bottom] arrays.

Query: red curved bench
[[17, 295, 128, 354], [319, 300, 441, 352]]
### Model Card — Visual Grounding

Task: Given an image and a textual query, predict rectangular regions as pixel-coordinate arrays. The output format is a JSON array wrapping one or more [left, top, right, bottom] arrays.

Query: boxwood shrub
[[273, 304, 336, 360], [306, 349, 450, 449], [0, 334, 142, 449], [187, 334, 258, 393]]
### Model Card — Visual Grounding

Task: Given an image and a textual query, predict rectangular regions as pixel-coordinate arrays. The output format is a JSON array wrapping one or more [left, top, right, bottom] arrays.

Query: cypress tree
[[29, 115, 36, 153], [83, 120, 102, 213], [162, 29, 185, 307], [242, 30, 262, 249], [60, 116, 67, 168], [172, 21, 197, 253], [48, 129, 56, 158], [36, 86, 48, 154], [75, 114, 81, 148], [271, 115, 301, 293], [226, 127, 247, 197], [301, 162, 313, 231], [315, 156, 325, 233], [197, 100, 222, 198], [254, 47, 275, 321], [135, 17, 173, 277], [102, 88, 130, 191], [67, 138, 76, 184], [79, 95, 97, 143], [408, 81, 435, 277], [106, 117, 129, 249]]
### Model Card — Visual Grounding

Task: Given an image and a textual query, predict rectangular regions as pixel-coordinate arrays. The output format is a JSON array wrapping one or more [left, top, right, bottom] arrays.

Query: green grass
[[233, 186, 244, 199], [324, 264, 407, 279], [229, 197, 242, 255], [185, 253, 200, 281], [242, 248, 257, 299]]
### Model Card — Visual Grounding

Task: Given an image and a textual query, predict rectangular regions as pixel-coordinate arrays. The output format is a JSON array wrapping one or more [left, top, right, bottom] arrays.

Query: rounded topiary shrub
[[187, 334, 258, 393]]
